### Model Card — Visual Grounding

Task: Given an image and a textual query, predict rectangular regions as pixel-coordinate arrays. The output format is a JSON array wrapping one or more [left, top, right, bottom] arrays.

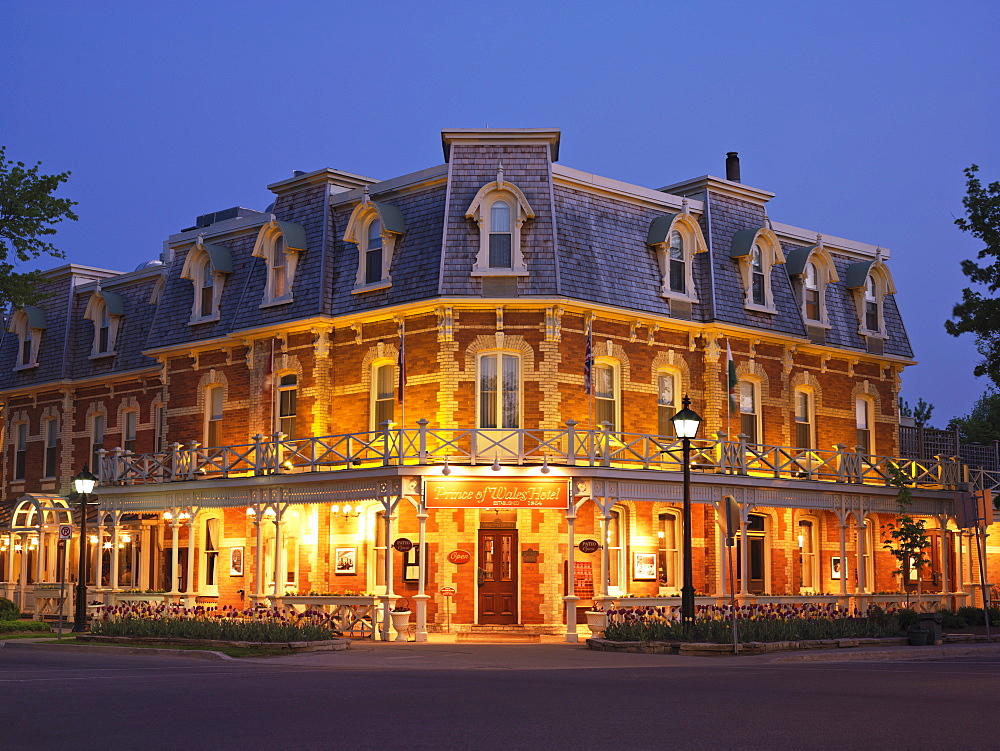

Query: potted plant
[[584, 605, 608, 636], [390, 598, 411, 642]]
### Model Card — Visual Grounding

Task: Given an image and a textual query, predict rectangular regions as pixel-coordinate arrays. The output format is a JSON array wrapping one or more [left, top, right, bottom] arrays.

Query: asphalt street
[[2, 643, 998, 750]]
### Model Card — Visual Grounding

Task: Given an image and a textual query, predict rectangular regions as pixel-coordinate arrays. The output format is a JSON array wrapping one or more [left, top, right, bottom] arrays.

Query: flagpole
[[398, 318, 405, 433]]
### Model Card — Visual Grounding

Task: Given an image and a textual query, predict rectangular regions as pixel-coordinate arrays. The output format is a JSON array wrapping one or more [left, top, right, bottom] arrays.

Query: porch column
[[253, 515, 264, 600], [139, 525, 151, 591], [599, 511, 612, 604], [937, 517, 950, 600], [837, 519, 848, 602], [414, 504, 429, 642], [169, 516, 181, 595], [94, 519, 104, 591], [564, 506, 579, 643], [185, 512, 198, 600], [18, 534, 29, 606], [381, 509, 396, 641], [34, 532, 44, 586], [855, 516, 866, 595], [5, 533, 15, 583], [272, 509, 285, 603], [739, 511, 749, 597], [964, 530, 975, 603], [109, 520, 120, 593]]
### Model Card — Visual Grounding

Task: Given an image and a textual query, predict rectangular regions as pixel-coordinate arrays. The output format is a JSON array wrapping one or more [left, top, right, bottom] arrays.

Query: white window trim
[[738, 377, 763, 444], [656, 368, 681, 437], [657, 509, 681, 594], [798, 515, 819, 594], [200, 514, 222, 596], [121, 409, 138, 453], [794, 246, 839, 328], [344, 199, 404, 293], [466, 173, 535, 277], [793, 386, 815, 451], [13, 421, 28, 481], [647, 213, 708, 303], [607, 505, 628, 597], [274, 371, 298, 437], [204, 384, 224, 447], [475, 350, 523, 430], [733, 228, 785, 314], [369, 358, 396, 431], [856, 396, 875, 455], [853, 269, 894, 338], [9, 309, 43, 370], [83, 293, 123, 358], [179, 238, 231, 325], [252, 218, 305, 307], [593, 357, 621, 432], [42, 416, 58, 479]]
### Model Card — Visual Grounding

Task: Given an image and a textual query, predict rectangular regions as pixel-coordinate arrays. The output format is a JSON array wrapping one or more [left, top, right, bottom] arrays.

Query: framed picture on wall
[[831, 556, 846, 580], [335, 547, 357, 575], [633, 552, 657, 581], [229, 547, 244, 577]]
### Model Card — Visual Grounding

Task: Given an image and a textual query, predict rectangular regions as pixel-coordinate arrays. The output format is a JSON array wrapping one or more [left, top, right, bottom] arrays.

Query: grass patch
[[0, 620, 52, 634]]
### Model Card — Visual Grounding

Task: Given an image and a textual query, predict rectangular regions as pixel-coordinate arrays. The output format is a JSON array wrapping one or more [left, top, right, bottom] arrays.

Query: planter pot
[[585, 610, 608, 636], [908, 627, 929, 646], [390, 611, 411, 642]]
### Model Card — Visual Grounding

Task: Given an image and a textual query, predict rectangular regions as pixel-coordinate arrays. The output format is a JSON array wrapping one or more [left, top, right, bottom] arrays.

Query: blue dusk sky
[[2, 0, 998, 424]]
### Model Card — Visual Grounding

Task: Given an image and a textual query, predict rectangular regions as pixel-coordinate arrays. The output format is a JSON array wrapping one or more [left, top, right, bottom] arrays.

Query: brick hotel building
[[0, 129, 994, 640]]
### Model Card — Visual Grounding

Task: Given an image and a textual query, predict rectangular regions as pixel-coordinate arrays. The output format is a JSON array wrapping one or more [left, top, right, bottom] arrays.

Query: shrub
[[0, 620, 51, 633], [0, 598, 20, 620], [896, 608, 919, 630]]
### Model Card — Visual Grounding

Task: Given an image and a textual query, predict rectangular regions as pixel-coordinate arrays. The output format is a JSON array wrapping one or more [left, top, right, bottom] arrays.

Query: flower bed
[[90, 603, 340, 642], [604, 603, 901, 643]]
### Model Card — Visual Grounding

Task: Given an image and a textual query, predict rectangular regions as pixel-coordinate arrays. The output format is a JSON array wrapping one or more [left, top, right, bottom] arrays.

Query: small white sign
[[58, 525, 73, 541]]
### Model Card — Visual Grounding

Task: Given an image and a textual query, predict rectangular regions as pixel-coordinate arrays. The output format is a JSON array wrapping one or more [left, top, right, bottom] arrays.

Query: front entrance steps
[[455, 625, 547, 643]]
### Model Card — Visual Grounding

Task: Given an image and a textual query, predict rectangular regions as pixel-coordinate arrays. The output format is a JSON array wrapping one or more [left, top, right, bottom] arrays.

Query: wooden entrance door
[[736, 537, 766, 594], [478, 529, 518, 624]]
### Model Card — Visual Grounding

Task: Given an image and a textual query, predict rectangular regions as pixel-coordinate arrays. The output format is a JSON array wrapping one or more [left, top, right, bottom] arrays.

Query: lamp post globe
[[670, 395, 701, 624], [72, 466, 98, 633]]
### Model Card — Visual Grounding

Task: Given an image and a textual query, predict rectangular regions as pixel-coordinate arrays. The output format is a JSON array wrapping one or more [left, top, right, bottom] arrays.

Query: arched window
[[847, 257, 895, 339], [271, 236, 287, 299], [658, 511, 680, 590], [856, 397, 873, 454], [466, 175, 534, 277], [180, 238, 232, 324], [205, 385, 224, 446], [252, 218, 307, 305], [803, 262, 820, 321], [371, 361, 395, 429], [594, 360, 619, 431], [794, 388, 814, 450], [122, 410, 137, 453], [365, 218, 383, 285], [739, 379, 760, 444], [646, 214, 708, 303], [199, 257, 215, 319], [865, 275, 879, 332], [8, 307, 45, 369], [798, 518, 818, 592], [478, 353, 520, 429], [84, 291, 125, 357], [276, 374, 297, 438], [730, 228, 785, 312], [668, 231, 685, 293], [750, 245, 766, 306], [97, 305, 111, 353], [657, 371, 678, 437], [489, 200, 513, 268]]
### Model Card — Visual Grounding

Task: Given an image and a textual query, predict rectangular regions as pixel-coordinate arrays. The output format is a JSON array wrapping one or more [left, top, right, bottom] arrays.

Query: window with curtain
[[856, 398, 872, 454], [608, 509, 624, 591], [14, 423, 27, 480], [864, 275, 879, 332], [489, 200, 513, 268], [271, 236, 287, 299], [668, 230, 685, 294], [44, 418, 58, 477], [739, 380, 759, 443], [657, 512, 679, 588], [205, 518, 219, 587], [276, 374, 297, 438], [365, 218, 383, 285], [657, 372, 677, 437], [799, 519, 817, 590], [123, 410, 137, 453], [205, 386, 224, 446], [594, 363, 618, 430], [794, 390, 813, 449], [199, 259, 215, 319], [803, 262, 821, 321], [750, 245, 766, 306], [372, 363, 394, 428], [478, 353, 520, 429]]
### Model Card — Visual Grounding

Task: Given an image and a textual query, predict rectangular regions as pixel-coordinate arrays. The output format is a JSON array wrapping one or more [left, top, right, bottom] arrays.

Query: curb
[[770, 643, 1000, 664], [1, 640, 233, 661]]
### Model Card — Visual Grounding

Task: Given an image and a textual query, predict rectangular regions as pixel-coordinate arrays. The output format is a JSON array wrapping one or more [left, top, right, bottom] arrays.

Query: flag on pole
[[726, 340, 738, 414], [397, 320, 406, 403], [583, 319, 594, 395]]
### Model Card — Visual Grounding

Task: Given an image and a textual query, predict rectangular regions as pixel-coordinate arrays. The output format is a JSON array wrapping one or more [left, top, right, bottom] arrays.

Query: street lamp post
[[72, 466, 98, 633], [671, 395, 702, 624]]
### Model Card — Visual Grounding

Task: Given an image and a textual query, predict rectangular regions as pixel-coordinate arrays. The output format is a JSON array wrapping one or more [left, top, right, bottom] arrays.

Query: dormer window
[[344, 198, 405, 293], [785, 242, 838, 328], [646, 213, 708, 303], [180, 237, 232, 324], [864, 276, 879, 332], [730, 228, 786, 313], [9, 306, 46, 370], [466, 169, 535, 277], [252, 218, 306, 306], [803, 263, 820, 321], [83, 290, 124, 357], [846, 257, 896, 339]]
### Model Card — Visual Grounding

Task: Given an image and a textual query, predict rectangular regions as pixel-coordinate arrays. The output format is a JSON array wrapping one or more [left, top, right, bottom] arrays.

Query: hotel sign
[[424, 478, 569, 509]]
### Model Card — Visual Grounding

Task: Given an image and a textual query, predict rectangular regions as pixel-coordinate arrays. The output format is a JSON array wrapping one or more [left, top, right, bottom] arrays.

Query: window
[[98, 308, 110, 353], [204, 518, 219, 588], [199, 259, 214, 319], [91, 414, 105, 470], [20, 331, 33, 367], [345, 200, 404, 293], [750, 245, 766, 306], [736, 513, 767, 594], [739, 379, 759, 444], [365, 218, 383, 285], [466, 175, 534, 277], [607, 508, 625, 593], [798, 519, 817, 591], [276, 374, 297, 438], [863, 519, 876, 588], [14, 423, 27, 480], [489, 201, 513, 268], [657, 512, 680, 589], [478, 353, 520, 429], [84, 291, 125, 356], [657, 372, 677, 436], [856, 397, 873, 454], [803, 262, 820, 321], [647, 214, 708, 301], [253, 219, 306, 305], [179, 238, 232, 324], [205, 386, 224, 447], [271, 236, 287, 299], [847, 258, 895, 337], [864, 276, 879, 332], [43, 418, 58, 478], [373, 509, 387, 590], [594, 362, 618, 430], [9, 307, 45, 368], [153, 403, 165, 452], [123, 410, 137, 453], [668, 231, 685, 293], [372, 362, 395, 429], [794, 389, 813, 450]]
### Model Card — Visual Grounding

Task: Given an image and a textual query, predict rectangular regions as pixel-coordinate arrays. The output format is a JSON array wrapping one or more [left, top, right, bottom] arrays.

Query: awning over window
[[646, 214, 680, 245]]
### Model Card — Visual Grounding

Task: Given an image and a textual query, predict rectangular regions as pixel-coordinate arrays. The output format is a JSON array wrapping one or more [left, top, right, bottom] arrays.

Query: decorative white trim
[[344, 199, 404, 292], [252, 218, 303, 307], [647, 214, 708, 303], [83, 292, 123, 358], [466, 172, 535, 277], [8, 310, 42, 369], [736, 228, 785, 313]]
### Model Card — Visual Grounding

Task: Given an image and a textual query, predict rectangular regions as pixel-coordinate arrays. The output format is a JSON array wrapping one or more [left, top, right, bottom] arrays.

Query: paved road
[[2, 643, 999, 750]]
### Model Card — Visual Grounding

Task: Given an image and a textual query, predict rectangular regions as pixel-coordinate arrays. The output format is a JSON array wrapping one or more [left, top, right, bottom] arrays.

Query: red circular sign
[[447, 549, 472, 565], [578, 539, 601, 554], [439, 586, 457, 596], [392, 537, 413, 553]]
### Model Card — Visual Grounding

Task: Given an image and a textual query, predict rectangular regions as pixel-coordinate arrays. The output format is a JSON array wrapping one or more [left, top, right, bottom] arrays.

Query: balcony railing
[[94, 420, 998, 493]]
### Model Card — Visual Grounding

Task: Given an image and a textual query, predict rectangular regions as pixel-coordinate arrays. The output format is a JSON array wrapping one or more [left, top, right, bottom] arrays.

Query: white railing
[[94, 419, 988, 493]]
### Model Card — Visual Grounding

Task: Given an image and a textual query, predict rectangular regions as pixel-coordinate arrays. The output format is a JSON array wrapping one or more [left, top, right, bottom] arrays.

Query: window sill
[[471, 268, 529, 277], [859, 329, 886, 339], [659, 289, 699, 304], [259, 297, 294, 309], [743, 302, 777, 315], [803, 320, 831, 330], [89, 351, 117, 360], [13, 363, 38, 372], [352, 278, 392, 294], [189, 313, 221, 325]]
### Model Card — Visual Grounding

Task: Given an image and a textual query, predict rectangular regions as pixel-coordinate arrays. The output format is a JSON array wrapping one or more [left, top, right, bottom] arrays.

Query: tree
[[882, 464, 931, 605], [0, 147, 78, 308], [898, 397, 935, 428], [946, 164, 1000, 386], [948, 388, 1000, 444]]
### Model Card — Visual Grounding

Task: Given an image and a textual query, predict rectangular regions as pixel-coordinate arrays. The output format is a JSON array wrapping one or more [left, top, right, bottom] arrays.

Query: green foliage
[[0, 597, 20, 620], [0, 147, 78, 308], [948, 388, 1000, 444], [0, 620, 51, 633], [946, 164, 1000, 386], [899, 397, 935, 428], [896, 608, 919, 630], [883, 464, 931, 586]]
